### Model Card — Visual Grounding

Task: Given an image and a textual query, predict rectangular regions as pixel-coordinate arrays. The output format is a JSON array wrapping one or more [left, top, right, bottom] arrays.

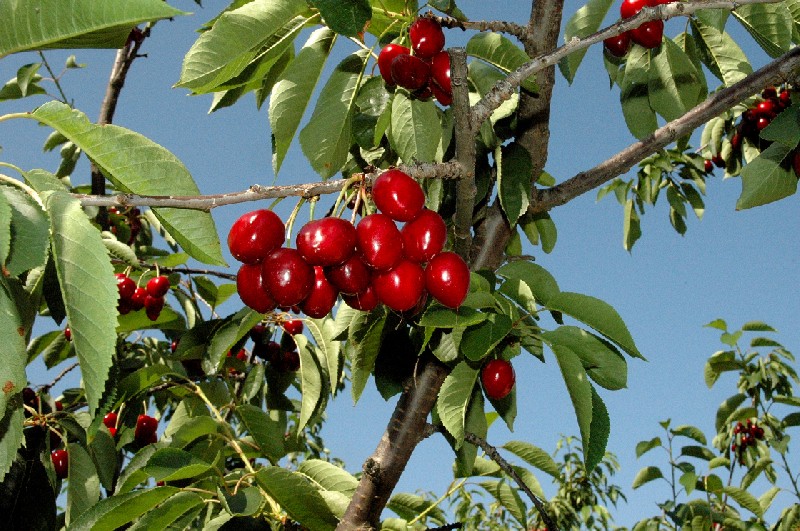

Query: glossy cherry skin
[[254, 340, 282, 364], [402, 209, 447, 263], [356, 214, 404, 271], [372, 169, 425, 222], [135, 414, 158, 443], [630, 19, 663, 48], [603, 32, 631, 58], [430, 51, 452, 94], [116, 274, 136, 300], [620, 0, 651, 19], [102, 412, 118, 429], [130, 287, 147, 311], [409, 18, 445, 59], [342, 284, 380, 311], [378, 43, 410, 86], [51, 449, 69, 479], [227, 209, 285, 265], [300, 266, 339, 319], [144, 295, 165, 321], [432, 83, 453, 106], [236, 263, 277, 313], [280, 350, 300, 372], [64, 327, 72, 341], [283, 318, 304, 336], [373, 259, 426, 312], [481, 359, 515, 400], [324, 254, 372, 294], [391, 53, 431, 91], [146, 275, 170, 298], [261, 248, 315, 307], [296, 217, 356, 266], [425, 252, 470, 309]]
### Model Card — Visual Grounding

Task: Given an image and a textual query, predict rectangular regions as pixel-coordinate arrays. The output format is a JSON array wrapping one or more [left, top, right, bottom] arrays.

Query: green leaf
[[65, 443, 101, 526], [207, 308, 264, 373], [270, 28, 335, 174], [298, 459, 358, 495], [389, 91, 441, 164], [635, 436, 662, 457], [166, 416, 221, 449], [219, 486, 262, 517], [307, 316, 342, 395], [502, 441, 560, 478], [0, 0, 185, 58], [46, 191, 117, 415], [732, 2, 792, 58], [295, 334, 324, 432], [545, 291, 643, 359], [143, 448, 212, 482], [0, 408, 24, 482], [0, 279, 27, 418], [498, 143, 532, 225], [88, 429, 117, 491], [480, 480, 527, 528], [540, 326, 627, 390], [761, 104, 800, 148], [387, 493, 447, 526], [742, 320, 777, 332], [68, 486, 179, 531], [620, 46, 657, 139], [300, 51, 368, 178], [497, 261, 560, 305], [419, 306, 487, 328], [648, 39, 705, 122], [586, 387, 610, 472], [0, 191, 9, 266], [25, 102, 225, 265], [256, 467, 339, 531], [690, 19, 752, 86], [177, 0, 309, 92], [0, 184, 49, 276], [671, 424, 707, 445], [455, 388, 486, 477], [558, 0, 614, 83], [311, 0, 370, 36], [437, 361, 479, 448], [632, 465, 664, 489], [349, 308, 387, 403], [551, 346, 593, 462], [237, 404, 285, 461], [736, 142, 797, 210], [465, 33, 538, 93], [721, 485, 763, 517], [460, 313, 513, 362], [128, 491, 205, 531]]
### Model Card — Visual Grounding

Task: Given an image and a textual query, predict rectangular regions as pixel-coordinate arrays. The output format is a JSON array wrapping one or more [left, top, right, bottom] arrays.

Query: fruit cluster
[[603, 0, 669, 57], [480, 358, 516, 400], [229, 169, 470, 318], [116, 272, 170, 320], [730, 419, 765, 464], [250, 321, 301, 372], [135, 414, 159, 445], [377, 18, 452, 106]]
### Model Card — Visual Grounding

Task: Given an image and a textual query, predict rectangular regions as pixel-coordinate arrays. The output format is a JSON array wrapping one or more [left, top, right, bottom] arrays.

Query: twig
[[40, 362, 79, 393], [432, 14, 528, 42], [37, 52, 70, 104]]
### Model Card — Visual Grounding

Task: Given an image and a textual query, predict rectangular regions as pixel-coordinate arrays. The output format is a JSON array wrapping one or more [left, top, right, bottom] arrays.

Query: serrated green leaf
[[497, 261, 560, 305], [306, 317, 342, 395], [466, 33, 538, 93], [690, 19, 752, 86], [300, 51, 368, 178], [480, 480, 527, 528], [89, 429, 118, 491], [65, 443, 101, 526], [736, 142, 797, 210], [237, 404, 285, 461], [166, 416, 221, 449], [298, 459, 358, 495], [0, 408, 24, 482], [144, 448, 212, 482], [586, 387, 610, 472], [419, 306, 487, 328], [387, 492, 447, 526], [25, 102, 225, 265], [552, 345, 593, 461], [0, 184, 49, 276], [311, 0, 370, 36], [295, 334, 323, 432], [68, 486, 179, 531], [632, 465, 664, 489], [0, 191, 10, 266], [207, 308, 263, 373], [541, 326, 627, 390], [545, 291, 642, 359], [219, 486, 262, 517], [620, 46, 657, 139], [498, 143, 532, 225], [732, 3, 792, 58], [270, 28, 335, 174], [0, 279, 27, 417], [559, 0, 614, 83], [128, 491, 205, 531], [460, 313, 513, 362], [635, 436, 662, 457], [721, 485, 763, 517], [455, 388, 486, 477], [502, 440, 560, 478], [672, 424, 707, 445], [648, 39, 705, 122], [761, 104, 800, 147], [389, 91, 441, 164], [349, 308, 387, 403], [256, 467, 339, 531], [437, 361, 479, 448], [46, 191, 116, 415], [0, 0, 185, 58]]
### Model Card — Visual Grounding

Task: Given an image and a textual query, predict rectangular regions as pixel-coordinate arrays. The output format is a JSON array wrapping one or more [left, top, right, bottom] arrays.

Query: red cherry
[[130, 287, 147, 310], [425, 252, 470, 309], [299, 266, 339, 319], [342, 285, 380, 311], [283, 318, 304, 336], [412, 84, 433, 101], [779, 90, 792, 107], [630, 19, 663, 49], [135, 414, 158, 443], [704, 159, 713, 173], [254, 340, 282, 364], [51, 449, 69, 479], [236, 263, 277, 313], [390, 53, 431, 91], [481, 359, 515, 400], [116, 273, 136, 301], [261, 248, 315, 307], [227, 209, 286, 265], [409, 18, 445, 59], [792, 150, 800, 177], [712, 154, 725, 168], [620, 0, 652, 19], [378, 43, 410, 86], [235, 348, 249, 362], [431, 82, 453, 106], [108, 427, 117, 438], [356, 214, 404, 271], [372, 169, 425, 222], [402, 209, 447, 263], [372, 259, 426, 312], [54, 400, 63, 411], [296, 217, 357, 266], [146, 275, 170, 298], [731, 132, 742, 151], [144, 295, 165, 321], [430, 51, 452, 94], [756, 116, 771, 130], [103, 412, 118, 429], [64, 327, 72, 341], [756, 100, 777, 118], [762, 86, 778, 99], [280, 350, 300, 372], [603, 32, 631, 58], [324, 254, 372, 294]]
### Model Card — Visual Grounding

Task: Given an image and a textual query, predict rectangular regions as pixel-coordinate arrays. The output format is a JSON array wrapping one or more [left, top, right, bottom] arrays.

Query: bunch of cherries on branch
[[603, 0, 673, 57]]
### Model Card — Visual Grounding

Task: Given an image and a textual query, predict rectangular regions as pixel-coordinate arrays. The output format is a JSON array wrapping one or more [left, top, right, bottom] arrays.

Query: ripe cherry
[[373, 259, 426, 312], [51, 449, 69, 479], [378, 43, 410, 86], [756, 99, 777, 118], [254, 340, 282, 364], [236, 263, 277, 313], [296, 217, 356, 266], [603, 32, 631, 58], [144, 295, 165, 321], [261, 248, 315, 307], [283, 318, 304, 336], [425, 252, 470, 309], [299, 266, 339, 319], [146, 275, 170, 298], [630, 19, 663, 49], [704, 159, 713, 173], [103, 412, 118, 430], [792, 150, 800, 177], [409, 18, 445, 59], [130, 287, 147, 311], [431, 83, 453, 106], [430, 51, 452, 95], [481, 359, 515, 400], [228, 209, 285, 265], [342, 285, 380, 311], [620, 0, 651, 19], [324, 254, 372, 294], [116, 273, 136, 300], [356, 213, 405, 271], [108, 427, 118, 437], [280, 350, 301, 372], [390, 54, 431, 91], [372, 169, 425, 222], [402, 208, 447, 263], [135, 414, 158, 444], [64, 327, 72, 341]]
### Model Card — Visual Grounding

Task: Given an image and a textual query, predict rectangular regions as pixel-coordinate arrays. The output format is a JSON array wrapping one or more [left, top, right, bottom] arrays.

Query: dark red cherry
[[51, 449, 69, 479], [135, 414, 158, 444], [146, 275, 170, 298], [342, 285, 380, 311], [402, 209, 447, 263], [227, 209, 285, 265], [283, 318, 304, 335], [481, 359, 515, 400], [372, 169, 425, 222], [356, 214, 404, 271], [425, 251, 470, 309], [409, 18, 445, 59], [236, 263, 277, 313], [130, 287, 147, 311], [390, 54, 431, 91], [630, 20, 663, 49], [103, 412, 118, 429], [324, 254, 372, 294], [431, 82, 452, 106], [378, 43, 411, 86], [116, 273, 136, 300], [620, 0, 652, 19], [261, 248, 315, 307], [372, 259, 426, 312], [430, 51, 452, 94], [603, 32, 631, 58], [299, 266, 339, 319], [296, 217, 357, 266], [144, 295, 164, 321]]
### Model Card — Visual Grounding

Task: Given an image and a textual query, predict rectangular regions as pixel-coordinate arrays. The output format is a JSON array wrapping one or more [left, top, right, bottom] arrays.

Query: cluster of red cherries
[[250, 321, 302, 372], [730, 419, 765, 465], [116, 272, 170, 320], [603, 0, 670, 57], [229, 169, 470, 319], [101, 410, 158, 445], [377, 18, 452, 106]]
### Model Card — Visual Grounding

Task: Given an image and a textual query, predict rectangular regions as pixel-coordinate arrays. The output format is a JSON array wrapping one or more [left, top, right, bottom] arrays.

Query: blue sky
[[2, 0, 799, 525]]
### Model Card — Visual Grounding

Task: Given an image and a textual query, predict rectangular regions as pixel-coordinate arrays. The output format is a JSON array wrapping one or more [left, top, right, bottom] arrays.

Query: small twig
[[40, 362, 80, 393], [431, 14, 528, 42], [37, 52, 70, 104]]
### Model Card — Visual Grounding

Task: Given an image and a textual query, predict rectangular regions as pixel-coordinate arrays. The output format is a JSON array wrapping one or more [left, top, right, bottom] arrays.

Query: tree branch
[[530, 45, 800, 213], [450, 48, 477, 261]]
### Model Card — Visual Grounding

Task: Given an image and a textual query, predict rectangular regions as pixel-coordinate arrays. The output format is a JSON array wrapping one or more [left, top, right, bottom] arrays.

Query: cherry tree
[[1, 0, 799, 529]]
